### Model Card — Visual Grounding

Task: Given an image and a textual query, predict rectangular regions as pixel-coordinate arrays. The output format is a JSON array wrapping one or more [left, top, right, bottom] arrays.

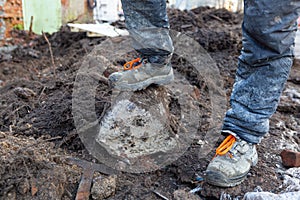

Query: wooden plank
[[87, 31, 105, 37], [67, 23, 129, 37], [69, 26, 86, 33]]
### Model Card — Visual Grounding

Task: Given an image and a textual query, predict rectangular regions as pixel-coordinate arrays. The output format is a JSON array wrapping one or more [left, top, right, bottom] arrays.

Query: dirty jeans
[[121, 0, 300, 144], [222, 0, 300, 143], [121, 0, 173, 64]]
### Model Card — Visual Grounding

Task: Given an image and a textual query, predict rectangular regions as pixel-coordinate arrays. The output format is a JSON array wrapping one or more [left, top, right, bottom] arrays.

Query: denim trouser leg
[[121, 0, 174, 64], [223, 0, 300, 144]]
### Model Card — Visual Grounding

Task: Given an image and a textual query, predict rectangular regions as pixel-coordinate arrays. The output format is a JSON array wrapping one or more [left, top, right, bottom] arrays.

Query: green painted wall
[[22, 0, 62, 34]]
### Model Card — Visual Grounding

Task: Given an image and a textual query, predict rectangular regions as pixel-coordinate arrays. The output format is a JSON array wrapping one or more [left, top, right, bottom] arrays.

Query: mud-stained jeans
[[121, 0, 173, 64], [222, 0, 300, 143], [121, 0, 300, 144]]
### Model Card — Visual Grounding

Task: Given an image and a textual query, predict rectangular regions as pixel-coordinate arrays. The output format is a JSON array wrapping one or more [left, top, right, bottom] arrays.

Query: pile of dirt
[[0, 132, 82, 199], [169, 7, 242, 52], [0, 7, 299, 200]]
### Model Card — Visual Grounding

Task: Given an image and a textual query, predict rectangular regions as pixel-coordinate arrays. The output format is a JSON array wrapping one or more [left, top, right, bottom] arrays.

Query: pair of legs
[[111, 0, 300, 186]]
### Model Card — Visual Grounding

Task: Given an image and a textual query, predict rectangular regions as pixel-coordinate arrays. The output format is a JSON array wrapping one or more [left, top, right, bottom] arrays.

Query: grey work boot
[[108, 58, 174, 91], [205, 134, 258, 187]]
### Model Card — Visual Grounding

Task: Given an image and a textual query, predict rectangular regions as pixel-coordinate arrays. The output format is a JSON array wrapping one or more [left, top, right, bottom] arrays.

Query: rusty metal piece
[[280, 149, 300, 168], [66, 157, 118, 200]]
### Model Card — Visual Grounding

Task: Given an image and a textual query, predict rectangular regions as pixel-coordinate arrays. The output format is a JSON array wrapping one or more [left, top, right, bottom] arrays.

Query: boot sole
[[112, 68, 174, 91], [205, 170, 248, 187], [205, 151, 258, 187]]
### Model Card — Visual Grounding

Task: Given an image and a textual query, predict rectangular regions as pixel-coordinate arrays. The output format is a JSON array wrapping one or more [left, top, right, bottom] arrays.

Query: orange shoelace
[[123, 58, 142, 70], [214, 135, 236, 159]]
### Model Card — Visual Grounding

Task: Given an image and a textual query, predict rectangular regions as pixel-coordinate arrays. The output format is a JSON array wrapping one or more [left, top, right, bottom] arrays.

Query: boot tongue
[[148, 55, 169, 64], [232, 140, 250, 155]]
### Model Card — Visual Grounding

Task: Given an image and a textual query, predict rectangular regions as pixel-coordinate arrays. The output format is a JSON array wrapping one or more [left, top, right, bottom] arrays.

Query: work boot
[[108, 58, 174, 91], [205, 134, 258, 187]]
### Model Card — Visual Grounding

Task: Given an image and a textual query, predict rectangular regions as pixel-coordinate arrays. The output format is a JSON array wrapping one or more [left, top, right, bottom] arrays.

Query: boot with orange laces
[[108, 57, 174, 91], [205, 134, 258, 187]]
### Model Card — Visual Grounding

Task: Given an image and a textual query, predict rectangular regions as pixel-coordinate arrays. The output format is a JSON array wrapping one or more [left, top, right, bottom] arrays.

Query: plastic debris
[[189, 186, 202, 194]]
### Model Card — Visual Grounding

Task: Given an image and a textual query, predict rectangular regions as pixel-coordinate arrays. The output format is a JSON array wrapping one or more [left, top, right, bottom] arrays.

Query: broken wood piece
[[67, 23, 129, 37], [208, 14, 225, 22], [153, 190, 169, 200], [66, 157, 118, 200]]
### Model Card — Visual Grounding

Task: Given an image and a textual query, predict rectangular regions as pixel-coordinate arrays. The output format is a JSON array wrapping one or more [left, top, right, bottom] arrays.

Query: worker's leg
[[108, 0, 174, 91], [121, 0, 173, 64], [205, 0, 300, 187], [222, 0, 300, 143]]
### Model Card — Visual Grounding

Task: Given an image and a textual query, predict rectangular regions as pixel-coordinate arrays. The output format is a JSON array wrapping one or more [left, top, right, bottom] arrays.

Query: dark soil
[[0, 7, 299, 200]]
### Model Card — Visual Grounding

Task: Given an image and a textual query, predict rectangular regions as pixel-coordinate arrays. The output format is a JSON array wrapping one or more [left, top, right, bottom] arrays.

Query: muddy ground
[[0, 7, 300, 200]]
